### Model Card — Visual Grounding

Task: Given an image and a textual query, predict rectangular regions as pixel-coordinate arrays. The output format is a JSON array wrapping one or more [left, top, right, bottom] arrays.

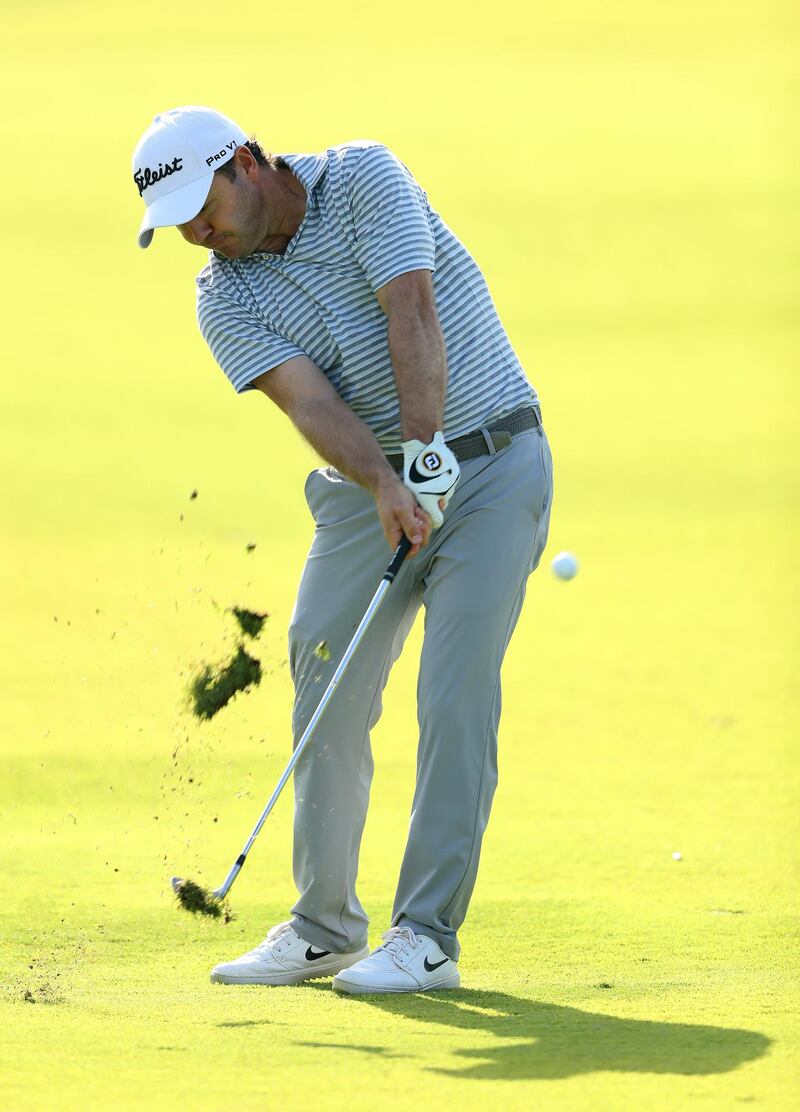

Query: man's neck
[[256, 166, 307, 255]]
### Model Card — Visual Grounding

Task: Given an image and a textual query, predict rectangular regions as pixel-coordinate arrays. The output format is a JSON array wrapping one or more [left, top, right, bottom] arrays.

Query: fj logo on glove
[[408, 458, 454, 485], [402, 431, 461, 529]]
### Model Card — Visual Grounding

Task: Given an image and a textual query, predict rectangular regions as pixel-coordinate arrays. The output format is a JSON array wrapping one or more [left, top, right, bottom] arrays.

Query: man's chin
[[213, 241, 255, 260]]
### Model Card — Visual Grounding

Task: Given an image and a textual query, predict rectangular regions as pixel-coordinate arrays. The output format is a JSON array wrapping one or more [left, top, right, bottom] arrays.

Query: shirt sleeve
[[196, 285, 304, 394], [345, 144, 436, 292]]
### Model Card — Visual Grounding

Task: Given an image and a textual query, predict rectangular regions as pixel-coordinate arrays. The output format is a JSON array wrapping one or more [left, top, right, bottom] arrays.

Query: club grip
[[383, 534, 413, 582]]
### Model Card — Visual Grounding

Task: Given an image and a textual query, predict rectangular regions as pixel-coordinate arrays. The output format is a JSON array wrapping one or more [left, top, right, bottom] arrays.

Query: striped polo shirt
[[196, 141, 537, 454]]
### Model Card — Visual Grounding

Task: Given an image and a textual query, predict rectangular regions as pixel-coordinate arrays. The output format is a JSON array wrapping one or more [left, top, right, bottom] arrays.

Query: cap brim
[[137, 173, 214, 249]]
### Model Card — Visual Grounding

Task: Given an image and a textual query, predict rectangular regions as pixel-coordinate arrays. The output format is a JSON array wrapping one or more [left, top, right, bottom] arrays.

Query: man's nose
[[180, 216, 213, 245]]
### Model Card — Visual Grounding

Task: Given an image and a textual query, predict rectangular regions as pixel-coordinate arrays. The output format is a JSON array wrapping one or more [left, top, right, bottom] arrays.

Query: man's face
[[177, 165, 265, 258]]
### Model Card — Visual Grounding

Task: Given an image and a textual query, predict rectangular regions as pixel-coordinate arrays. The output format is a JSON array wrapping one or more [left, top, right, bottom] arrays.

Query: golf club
[[171, 533, 412, 910]]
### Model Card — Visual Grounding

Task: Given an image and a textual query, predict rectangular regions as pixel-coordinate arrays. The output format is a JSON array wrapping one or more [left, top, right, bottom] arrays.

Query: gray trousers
[[287, 420, 553, 960]]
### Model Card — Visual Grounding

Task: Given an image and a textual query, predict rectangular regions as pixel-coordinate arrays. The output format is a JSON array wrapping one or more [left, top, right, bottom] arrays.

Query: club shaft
[[214, 535, 411, 899]]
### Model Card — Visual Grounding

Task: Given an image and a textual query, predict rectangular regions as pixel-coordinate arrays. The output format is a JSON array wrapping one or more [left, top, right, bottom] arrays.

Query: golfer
[[132, 106, 554, 993]]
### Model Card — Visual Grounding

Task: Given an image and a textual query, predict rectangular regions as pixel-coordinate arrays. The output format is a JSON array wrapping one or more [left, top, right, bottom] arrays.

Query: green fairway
[[1, 1, 797, 1109]]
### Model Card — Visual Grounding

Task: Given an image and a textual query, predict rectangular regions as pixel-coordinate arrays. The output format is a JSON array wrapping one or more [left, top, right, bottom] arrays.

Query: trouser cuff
[[290, 913, 369, 955], [392, 914, 460, 961]]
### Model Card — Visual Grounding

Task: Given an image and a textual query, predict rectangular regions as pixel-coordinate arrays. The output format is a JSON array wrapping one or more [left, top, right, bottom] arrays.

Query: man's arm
[[251, 355, 431, 554], [375, 269, 447, 443]]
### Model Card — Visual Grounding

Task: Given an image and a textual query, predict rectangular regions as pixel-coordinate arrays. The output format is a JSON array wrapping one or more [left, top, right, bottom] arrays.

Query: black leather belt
[[386, 404, 542, 472]]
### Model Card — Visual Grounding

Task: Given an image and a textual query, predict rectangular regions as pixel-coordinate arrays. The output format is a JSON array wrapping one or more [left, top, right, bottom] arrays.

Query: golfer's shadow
[[321, 988, 771, 1081]]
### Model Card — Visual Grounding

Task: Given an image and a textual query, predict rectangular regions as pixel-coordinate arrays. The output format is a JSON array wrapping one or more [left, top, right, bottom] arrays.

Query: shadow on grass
[[306, 987, 771, 1081], [217, 1019, 272, 1028], [297, 1041, 409, 1059]]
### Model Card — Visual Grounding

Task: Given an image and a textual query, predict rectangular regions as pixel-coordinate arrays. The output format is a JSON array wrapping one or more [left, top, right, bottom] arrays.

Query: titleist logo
[[134, 156, 183, 196]]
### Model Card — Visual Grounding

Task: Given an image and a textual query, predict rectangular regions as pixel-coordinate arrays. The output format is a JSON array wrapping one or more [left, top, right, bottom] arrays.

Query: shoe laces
[[378, 926, 419, 956], [257, 922, 296, 950]]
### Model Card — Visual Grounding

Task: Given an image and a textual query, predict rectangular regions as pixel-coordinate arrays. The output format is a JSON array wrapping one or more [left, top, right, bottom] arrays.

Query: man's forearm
[[288, 393, 396, 495], [387, 307, 447, 442]]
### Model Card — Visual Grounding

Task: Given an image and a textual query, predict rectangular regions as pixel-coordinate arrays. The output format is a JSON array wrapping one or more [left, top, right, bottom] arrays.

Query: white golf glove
[[402, 431, 460, 529]]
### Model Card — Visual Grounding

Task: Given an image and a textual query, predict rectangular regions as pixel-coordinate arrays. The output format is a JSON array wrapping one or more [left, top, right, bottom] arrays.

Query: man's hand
[[374, 473, 443, 558], [402, 432, 460, 529]]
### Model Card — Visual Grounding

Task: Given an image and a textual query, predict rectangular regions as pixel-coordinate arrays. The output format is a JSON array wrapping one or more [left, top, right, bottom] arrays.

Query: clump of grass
[[189, 645, 261, 720], [21, 983, 63, 1005], [173, 878, 234, 923], [314, 640, 331, 661], [231, 607, 269, 639]]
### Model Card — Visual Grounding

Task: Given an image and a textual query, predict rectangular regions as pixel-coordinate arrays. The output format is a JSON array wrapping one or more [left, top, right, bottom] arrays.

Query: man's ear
[[234, 145, 258, 177]]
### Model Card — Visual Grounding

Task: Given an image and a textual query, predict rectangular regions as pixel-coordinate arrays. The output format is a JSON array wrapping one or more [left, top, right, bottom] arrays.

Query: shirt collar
[[280, 153, 329, 200]]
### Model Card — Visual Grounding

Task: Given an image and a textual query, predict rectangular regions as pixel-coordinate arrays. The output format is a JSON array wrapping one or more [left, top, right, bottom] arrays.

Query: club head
[[171, 875, 226, 900]]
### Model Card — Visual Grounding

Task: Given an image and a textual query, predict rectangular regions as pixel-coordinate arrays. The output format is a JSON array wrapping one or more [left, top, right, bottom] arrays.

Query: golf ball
[[551, 551, 579, 580], [672, 851, 682, 861]]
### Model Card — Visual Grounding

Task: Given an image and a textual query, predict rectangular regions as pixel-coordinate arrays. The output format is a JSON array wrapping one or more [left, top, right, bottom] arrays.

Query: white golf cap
[[132, 105, 248, 248]]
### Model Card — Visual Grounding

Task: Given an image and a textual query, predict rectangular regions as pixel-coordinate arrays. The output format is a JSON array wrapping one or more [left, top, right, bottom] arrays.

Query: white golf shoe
[[332, 926, 460, 995], [210, 922, 369, 986]]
